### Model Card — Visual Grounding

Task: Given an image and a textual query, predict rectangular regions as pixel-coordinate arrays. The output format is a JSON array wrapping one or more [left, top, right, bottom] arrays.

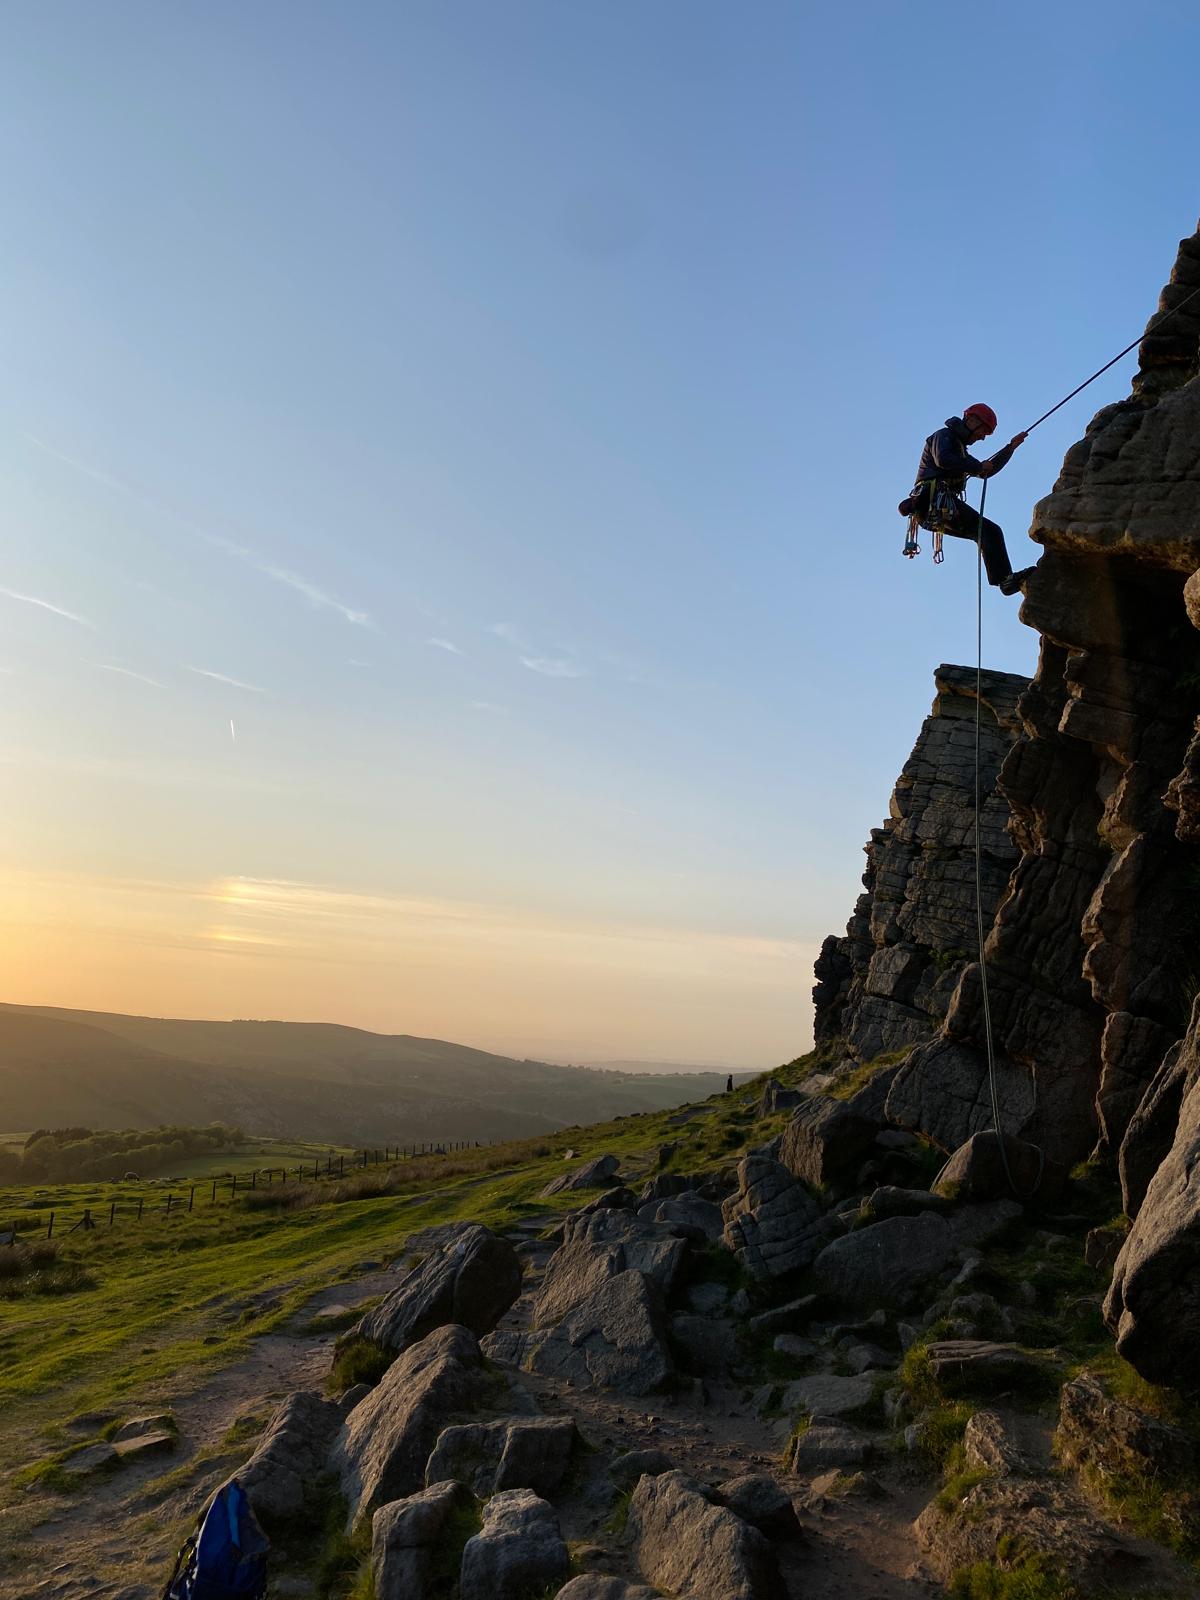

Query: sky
[[1, 1, 1197, 1068]]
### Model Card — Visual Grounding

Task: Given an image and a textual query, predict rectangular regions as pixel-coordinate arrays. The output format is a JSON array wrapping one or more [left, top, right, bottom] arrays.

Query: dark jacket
[[913, 416, 1017, 492]]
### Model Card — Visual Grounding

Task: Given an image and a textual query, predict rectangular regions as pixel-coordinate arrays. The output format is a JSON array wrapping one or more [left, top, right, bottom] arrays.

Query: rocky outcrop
[[721, 1153, 835, 1280], [813, 664, 1026, 1064], [542, 1155, 621, 1196], [370, 1479, 476, 1600], [356, 1223, 523, 1355], [533, 1210, 686, 1326], [516, 1269, 675, 1395], [424, 1417, 577, 1499]]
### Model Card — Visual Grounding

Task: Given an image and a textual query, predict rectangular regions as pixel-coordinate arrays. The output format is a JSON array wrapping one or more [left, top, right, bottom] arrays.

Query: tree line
[[0, 1123, 246, 1184]]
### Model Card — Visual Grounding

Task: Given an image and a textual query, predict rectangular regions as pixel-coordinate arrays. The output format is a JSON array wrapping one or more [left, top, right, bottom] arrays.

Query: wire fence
[[0, 1138, 493, 1242]]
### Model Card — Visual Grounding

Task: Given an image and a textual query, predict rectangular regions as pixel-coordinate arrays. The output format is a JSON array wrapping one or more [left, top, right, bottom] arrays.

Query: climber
[[900, 404, 1036, 594]]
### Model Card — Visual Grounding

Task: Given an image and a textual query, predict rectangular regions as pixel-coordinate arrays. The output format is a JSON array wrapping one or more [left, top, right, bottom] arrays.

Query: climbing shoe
[[999, 566, 1036, 596]]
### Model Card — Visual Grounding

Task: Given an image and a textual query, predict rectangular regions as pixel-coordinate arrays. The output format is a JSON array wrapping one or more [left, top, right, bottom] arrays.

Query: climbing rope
[[1022, 278, 1200, 434]]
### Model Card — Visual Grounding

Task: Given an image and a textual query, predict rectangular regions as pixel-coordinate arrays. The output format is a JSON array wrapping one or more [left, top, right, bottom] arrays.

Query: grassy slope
[[0, 1055, 804, 1465]]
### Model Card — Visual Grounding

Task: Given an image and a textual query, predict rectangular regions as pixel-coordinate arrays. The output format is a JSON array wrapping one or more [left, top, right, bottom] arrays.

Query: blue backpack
[[163, 1479, 269, 1600]]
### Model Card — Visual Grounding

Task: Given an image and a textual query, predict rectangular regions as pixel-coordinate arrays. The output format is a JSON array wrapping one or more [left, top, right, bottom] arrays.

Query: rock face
[[534, 1210, 686, 1326], [721, 1153, 834, 1280], [626, 1470, 784, 1600], [331, 1324, 497, 1526], [1105, 1000, 1200, 1379], [813, 664, 1026, 1065], [356, 1223, 523, 1355]]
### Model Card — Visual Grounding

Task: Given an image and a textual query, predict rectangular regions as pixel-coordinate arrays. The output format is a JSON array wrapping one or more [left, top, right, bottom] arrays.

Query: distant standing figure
[[726, 1073, 734, 1094], [900, 403, 1035, 594]]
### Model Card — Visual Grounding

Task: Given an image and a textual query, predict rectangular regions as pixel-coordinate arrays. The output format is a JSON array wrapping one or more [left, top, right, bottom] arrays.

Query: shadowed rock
[[371, 1479, 475, 1600], [626, 1470, 784, 1600], [459, 1489, 571, 1600], [525, 1269, 674, 1396], [238, 1389, 343, 1528], [542, 1155, 621, 1197], [424, 1417, 577, 1499]]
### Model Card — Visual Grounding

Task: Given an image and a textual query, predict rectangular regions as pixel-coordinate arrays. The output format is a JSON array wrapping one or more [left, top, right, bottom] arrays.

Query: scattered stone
[[626, 1470, 783, 1600], [748, 1296, 820, 1335], [858, 1186, 949, 1221], [1084, 1225, 1127, 1274], [459, 1489, 571, 1600], [239, 1390, 343, 1527], [112, 1432, 175, 1463], [609, 1447, 674, 1488], [842, 1342, 895, 1375], [641, 1193, 724, 1242], [716, 1474, 802, 1538], [355, 1224, 523, 1355], [639, 1173, 693, 1204], [789, 1420, 871, 1471], [371, 1479, 475, 1600], [781, 1374, 876, 1420], [525, 1270, 675, 1396], [685, 1281, 729, 1315], [804, 1469, 884, 1501], [59, 1443, 117, 1478], [332, 1324, 496, 1526], [111, 1413, 175, 1443], [757, 1078, 802, 1117], [543, 1156, 621, 1197]]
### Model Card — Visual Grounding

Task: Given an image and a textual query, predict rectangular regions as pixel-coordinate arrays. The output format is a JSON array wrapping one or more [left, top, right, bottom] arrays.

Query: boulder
[[932, 1130, 1046, 1201], [778, 1095, 878, 1191], [757, 1078, 801, 1117], [355, 1223, 523, 1355], [812, 1212, 954, 1304], [639, 1173, 694, 1203], [459, 1489, 571, 1600], [747, 1295, 820, 1335], [112, 1432, 175, 1462], [781, 1374, 876, 1420], [626, 1470, 784, 1600], [923, 1340, 1049, 1394], [858, 1186, 948, 1221], [238, 1390, 343, 1528], [1119, 1039, 1188, 1218], [331, 1324, 497, 1526], [424, 1417, 577, 1499], [542, 1155, 621, 1197], [371, 1479, 476, 1600], [640, 1194, 724, 1242], [112, 1413, 175, 1443], [715, 1474, 801, 1538], [533, 1212, 687, 1327], [721, 1155, 835, 1281], [59, 1442, 117, 1479], [1105, 1009, 1200, 1385], [525, 1270, 674, 1396], [788, 1420, 871, 1471]]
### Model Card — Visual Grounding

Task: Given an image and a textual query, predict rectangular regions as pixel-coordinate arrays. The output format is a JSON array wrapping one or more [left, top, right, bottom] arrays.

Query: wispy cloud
[[489, 621, 529, 649], [97, 664, 164, 688], [520, 655, 586, 679], [22, 432, 371, 627], [470, 700, 510, 714], [429, 637, 464, 656], [187, 666, 267, 694], [0, 584, 93, 628]]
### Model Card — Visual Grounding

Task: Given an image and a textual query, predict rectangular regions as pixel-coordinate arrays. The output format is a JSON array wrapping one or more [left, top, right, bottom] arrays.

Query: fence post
[[47, 1211, 55, 1238], [211, 1180, 217, 1204], [339, 1155, 345, 1177], [138, 1196, 144, 1220], [109, 1202, 115, 1227], [165, 1194, 173, 1217], [232, 1174, 238, 1196], [251, 1170, 257, 1189], [188, 1187, 195, 1213]]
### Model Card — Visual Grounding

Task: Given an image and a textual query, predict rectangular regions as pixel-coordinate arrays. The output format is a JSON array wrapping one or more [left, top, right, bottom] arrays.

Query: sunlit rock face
[[812, 665, 1026, 1065]]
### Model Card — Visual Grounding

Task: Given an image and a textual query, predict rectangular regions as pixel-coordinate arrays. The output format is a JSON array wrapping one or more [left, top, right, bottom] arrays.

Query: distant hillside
[[0, 1004, 752, 1144]]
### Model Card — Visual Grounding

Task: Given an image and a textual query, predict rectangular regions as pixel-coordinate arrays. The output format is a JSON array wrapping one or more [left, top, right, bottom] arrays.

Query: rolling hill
[[0, 1004, 759, 1144]]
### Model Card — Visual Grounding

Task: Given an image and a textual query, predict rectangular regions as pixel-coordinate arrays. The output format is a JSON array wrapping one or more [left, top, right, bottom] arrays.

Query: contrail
[[230, 719, 237, 743]]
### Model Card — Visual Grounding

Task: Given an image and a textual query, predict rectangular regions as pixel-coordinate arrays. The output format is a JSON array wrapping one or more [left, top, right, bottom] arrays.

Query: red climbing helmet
[[963, 402, 998, 435]]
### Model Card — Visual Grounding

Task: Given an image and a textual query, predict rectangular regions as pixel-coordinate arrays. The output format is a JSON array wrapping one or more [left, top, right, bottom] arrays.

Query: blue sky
[[1, 1, 1196, 1065]]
